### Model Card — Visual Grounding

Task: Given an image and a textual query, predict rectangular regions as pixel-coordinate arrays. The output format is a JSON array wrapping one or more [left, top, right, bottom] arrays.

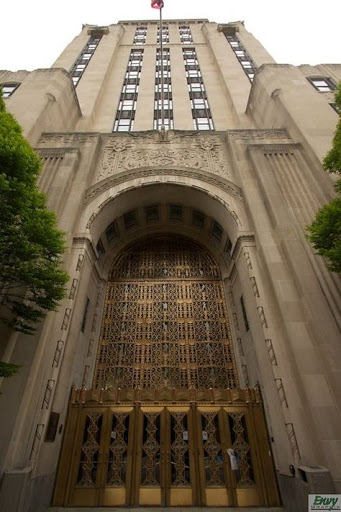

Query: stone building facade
[[0, 19, 340, 512]]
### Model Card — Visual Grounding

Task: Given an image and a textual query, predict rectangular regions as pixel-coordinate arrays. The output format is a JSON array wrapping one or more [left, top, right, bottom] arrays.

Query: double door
[[54, 402, 279, 507]]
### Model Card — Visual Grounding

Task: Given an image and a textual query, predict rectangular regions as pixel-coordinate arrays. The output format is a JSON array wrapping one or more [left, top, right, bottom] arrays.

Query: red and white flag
[[151, 0, 164, 8]]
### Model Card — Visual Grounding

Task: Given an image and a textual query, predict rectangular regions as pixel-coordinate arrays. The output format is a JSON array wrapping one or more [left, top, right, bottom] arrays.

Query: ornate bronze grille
[[77, 413, 103, 487], [94, 236, 238, 390]]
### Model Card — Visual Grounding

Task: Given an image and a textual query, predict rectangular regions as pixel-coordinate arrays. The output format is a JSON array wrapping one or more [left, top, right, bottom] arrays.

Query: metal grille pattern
[[141, 412, 161, 485], [106, 412, 130, 486], [170, 412, 191, 486], [77, 413, 103, 487], [94, 237, 237, 389], [228, 412, 255, 487], [201, 412, 225, 486]]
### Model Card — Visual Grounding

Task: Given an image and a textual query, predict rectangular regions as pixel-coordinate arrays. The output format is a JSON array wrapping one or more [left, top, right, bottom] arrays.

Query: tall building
[[0, 18, 340, 512]]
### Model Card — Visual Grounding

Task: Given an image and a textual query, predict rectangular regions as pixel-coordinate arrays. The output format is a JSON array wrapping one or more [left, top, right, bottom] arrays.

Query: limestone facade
[[0, 19, 340, 512]]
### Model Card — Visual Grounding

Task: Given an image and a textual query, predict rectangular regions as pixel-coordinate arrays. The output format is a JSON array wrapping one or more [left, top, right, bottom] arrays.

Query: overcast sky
[[2, 0, 340, 72]]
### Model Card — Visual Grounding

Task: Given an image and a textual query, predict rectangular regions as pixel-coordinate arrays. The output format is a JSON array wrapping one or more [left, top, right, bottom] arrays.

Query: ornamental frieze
[[96, 132, 231, 181]]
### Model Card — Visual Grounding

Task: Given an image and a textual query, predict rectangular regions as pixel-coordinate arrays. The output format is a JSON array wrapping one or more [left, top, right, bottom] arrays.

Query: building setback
[[0, 19, 340, 512]]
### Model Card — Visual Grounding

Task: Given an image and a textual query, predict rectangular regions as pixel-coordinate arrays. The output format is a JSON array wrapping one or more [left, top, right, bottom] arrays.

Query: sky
[[1, 0, 340, 72]]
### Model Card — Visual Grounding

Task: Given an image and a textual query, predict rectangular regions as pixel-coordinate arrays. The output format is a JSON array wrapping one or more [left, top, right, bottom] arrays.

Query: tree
[[0, 94, 69, 376], [307, 84, 341, 273]]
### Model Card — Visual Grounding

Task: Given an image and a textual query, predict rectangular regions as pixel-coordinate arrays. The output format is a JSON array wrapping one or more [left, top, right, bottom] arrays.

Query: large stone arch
[[76, 179, 252, 280]]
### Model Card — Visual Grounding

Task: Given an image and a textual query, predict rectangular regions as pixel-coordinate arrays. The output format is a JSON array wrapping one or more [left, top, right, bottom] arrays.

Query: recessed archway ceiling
[[84, 183, 252, 277]]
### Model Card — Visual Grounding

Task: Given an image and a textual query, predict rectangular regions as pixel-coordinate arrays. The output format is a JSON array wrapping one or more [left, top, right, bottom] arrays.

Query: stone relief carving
[[247, 143, 301, 155], [227, 129, 290, 141], [38, 133, 98, 146], [96, 132, 231, 182]]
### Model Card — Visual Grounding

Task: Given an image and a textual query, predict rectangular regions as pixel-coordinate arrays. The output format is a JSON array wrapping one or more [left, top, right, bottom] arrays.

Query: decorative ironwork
[[141, 412, 161, 486], [228, 412, 255, 487], [200, 412, 225, 486], [107, 412, 130, 486], [52, 340, 64, 367], [275, 378, 288, 408], [29, 423, 45, 460], [110, 237, 219, 280], [77, 413, 103, 487], [94, 236, 238, 390], [265, 338, 277, 366], [285, 422, 301, 462], [170, 412, 191, 486], [42, 379, 55, 409]]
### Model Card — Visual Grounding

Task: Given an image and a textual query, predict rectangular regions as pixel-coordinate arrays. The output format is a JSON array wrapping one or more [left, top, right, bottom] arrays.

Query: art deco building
[[0, 18, 340, 512]]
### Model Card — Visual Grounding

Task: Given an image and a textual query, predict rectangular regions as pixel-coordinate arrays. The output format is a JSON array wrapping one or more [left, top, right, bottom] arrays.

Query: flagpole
[[159, 5, 165, 130]]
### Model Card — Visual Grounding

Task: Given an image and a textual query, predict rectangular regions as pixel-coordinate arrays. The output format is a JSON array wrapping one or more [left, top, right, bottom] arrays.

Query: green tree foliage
[[0, 94, 69, 375], [307, 84, 341, 273], [0, 361, 21, 378]]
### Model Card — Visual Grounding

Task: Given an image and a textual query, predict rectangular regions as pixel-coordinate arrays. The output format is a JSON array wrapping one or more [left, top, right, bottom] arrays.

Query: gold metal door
[[196, 405, 264, 507], [196, 406, 233, 506], [62, 406, 135, 507], [134, 405, 196, 506], [53, 392, 280, 507]]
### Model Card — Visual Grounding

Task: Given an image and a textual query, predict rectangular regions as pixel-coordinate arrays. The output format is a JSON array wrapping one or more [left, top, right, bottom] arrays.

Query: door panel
[[54, 401, 280, 508], [167, 407, 195, 506], [68, 409, 104, 506], [224, 408, 261, 507], [100, 406, 134, 506], [197, 407, 233, 506], [137, 407, 163, 505]]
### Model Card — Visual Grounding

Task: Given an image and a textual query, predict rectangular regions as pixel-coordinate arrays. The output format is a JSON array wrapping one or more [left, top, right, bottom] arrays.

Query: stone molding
[[227, 129, 290, 142], [231, 234, 256, 261], [87, 26, 110, 36], [83, 166, 243, 208], [36, 147, 80, 159], [38, 132, 99, 146], [247, 143, 301, 154]]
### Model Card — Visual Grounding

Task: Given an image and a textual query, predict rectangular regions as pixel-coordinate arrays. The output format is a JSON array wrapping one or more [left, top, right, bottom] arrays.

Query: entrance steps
[[48, 508, 286, 512]]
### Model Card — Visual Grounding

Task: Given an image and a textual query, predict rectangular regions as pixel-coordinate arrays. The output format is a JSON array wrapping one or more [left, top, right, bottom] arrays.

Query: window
[[211, 221, 223, 241], [240, 296, 249, 331], [145, 205, 159, 222], [157, 26, 169, 43], [179, 25, 193, 44], [134, 26, 147, 45], [183, 47, 214, 131], [81, 298, 90, 333], [1, 83, 20, 98], [169, 204, 183, 221], [192, 210, 205, 228], [308, 77, 336, 92], [225, 237, 232, 254], [154, 48, 174, 129], [113, 49, 144, 132], [124, 210, 137, 229], [225, 34, 257, 83], [96, 239, 105, 257], [105, 221, 118, 242], [70, 35, 102, 87]]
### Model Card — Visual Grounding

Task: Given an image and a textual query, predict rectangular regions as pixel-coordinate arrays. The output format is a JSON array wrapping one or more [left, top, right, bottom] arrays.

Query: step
[[48, 507, 286, 512]]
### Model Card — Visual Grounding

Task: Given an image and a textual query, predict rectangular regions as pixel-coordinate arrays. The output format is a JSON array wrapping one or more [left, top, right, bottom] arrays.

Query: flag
[[151, 0, 164, 8]]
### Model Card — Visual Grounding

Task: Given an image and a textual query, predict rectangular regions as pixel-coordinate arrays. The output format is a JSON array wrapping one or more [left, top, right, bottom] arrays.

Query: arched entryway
[[53, 235, 280, 508]]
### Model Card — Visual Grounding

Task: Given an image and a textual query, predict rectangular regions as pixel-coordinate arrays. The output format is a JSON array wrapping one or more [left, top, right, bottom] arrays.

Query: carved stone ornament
[[96, 132, 231, 182], [227, 129, 290, 142], [38, 132, 99, 146]]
